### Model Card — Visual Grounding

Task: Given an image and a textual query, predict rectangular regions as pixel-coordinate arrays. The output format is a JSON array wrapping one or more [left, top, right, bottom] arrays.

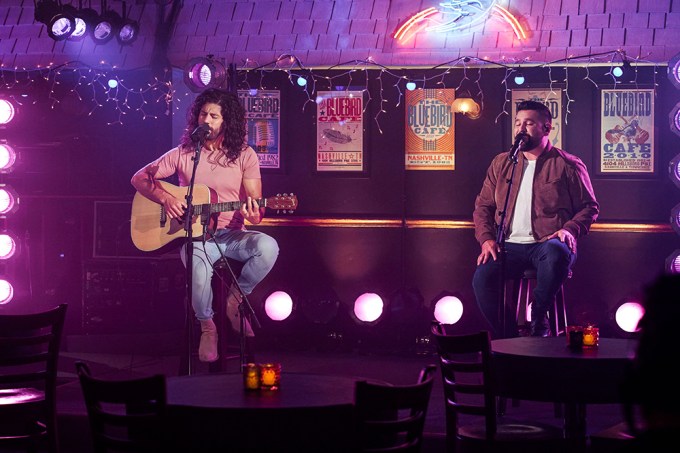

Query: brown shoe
[[226, 291, 254, 337], [198, 319, 218, 362]]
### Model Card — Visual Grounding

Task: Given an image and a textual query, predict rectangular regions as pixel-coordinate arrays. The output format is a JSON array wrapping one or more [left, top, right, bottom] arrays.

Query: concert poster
[[238, 90, 281, 169], [600, 89, 655, 174], [511, 89, 563, 149], [316, 91, 364, 172], [405, 89, 455, 170]]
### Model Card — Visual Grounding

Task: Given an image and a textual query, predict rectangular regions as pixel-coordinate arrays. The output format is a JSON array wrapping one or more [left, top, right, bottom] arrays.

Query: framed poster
[[511, 89, 563, 149], [599, 89, 655, 175], [405, 88, 455, 170], [238, 90, 281, 170], [316, 91, 365, 172]]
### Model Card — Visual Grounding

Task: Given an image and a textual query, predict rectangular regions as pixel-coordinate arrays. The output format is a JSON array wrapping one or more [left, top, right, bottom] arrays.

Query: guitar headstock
[[266, 193, 298, 213]]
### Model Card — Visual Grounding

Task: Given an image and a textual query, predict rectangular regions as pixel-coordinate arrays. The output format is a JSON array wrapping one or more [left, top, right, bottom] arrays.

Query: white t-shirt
[[507, 159, 536, 244]]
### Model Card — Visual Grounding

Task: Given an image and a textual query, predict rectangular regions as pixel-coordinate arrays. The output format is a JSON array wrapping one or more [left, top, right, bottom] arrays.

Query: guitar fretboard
[[192, 199, 267, 215]]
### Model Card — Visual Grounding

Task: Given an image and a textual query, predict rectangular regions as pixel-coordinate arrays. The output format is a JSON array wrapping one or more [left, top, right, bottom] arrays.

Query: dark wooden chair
[[75, 361, 167, 453], [0, 303, 68, 453], [354, 364, 437, 452], [430, 322, 566, 453]]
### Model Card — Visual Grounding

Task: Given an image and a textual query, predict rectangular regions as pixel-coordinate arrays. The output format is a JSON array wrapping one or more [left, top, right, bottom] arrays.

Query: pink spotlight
[[353, 292, 384, 323], [0, 233, 18, 260], [0, 143, 17, 173], [0, 99, 15, 125], [0, 185, 18, 215], [615, 301, 645, 333], [264, 290, 293, 321], [0, 279, 13, 305], [433, 295, 464, 325]]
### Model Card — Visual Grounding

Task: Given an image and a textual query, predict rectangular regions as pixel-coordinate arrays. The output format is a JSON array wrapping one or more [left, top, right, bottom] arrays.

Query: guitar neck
[[194, 199, 266, 215]]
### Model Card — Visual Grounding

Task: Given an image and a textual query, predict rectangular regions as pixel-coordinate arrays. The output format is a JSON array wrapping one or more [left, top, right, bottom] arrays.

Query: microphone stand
[[179, 134, 206, 376], [495, 136, 524, 338]]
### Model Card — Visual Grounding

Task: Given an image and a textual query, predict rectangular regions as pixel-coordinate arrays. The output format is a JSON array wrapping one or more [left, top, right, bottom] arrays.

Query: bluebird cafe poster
[[316, 91, 364, 172], [511, 89, 563, 149], [405, 89, 455, 170], [238, 90, 281, 169], [600, 89, 654, 174]]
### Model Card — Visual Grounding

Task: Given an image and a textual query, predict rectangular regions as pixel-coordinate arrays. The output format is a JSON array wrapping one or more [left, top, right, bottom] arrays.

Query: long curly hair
[[179, 88, 246, 165]]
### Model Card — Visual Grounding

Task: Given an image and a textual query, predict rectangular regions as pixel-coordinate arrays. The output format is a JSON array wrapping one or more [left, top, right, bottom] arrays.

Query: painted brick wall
[[2, 0, 679, 71]]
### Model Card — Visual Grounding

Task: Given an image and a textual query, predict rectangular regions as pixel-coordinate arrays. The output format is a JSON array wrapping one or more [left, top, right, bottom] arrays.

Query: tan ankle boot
[[226, 291, 254, 337], [198, 319, 218, 362]]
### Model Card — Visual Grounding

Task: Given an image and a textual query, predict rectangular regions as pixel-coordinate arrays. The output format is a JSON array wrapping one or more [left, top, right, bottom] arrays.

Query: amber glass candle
[[243, 363, 260, 390], [259, 363, 281, 390], [582, 325, 599, 348]]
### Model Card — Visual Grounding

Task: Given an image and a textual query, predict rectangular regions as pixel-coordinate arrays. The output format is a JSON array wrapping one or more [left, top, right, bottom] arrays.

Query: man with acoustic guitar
[[131, 88, 279, 363]]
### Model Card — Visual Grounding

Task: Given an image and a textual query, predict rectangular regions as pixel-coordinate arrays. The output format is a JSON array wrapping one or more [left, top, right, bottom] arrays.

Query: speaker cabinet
[[82, 258, 186, 334]]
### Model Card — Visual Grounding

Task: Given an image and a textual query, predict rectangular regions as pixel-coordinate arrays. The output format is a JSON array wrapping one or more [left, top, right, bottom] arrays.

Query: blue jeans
[[180, 229, 279, 321], [472, 239, 576, 338]]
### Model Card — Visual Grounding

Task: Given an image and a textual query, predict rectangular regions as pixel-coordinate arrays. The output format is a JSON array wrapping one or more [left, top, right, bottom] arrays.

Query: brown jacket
[[473, 145, 600, 245]]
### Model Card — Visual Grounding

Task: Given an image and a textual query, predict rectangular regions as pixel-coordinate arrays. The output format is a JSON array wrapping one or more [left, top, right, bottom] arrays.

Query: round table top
[[167, 372, 365, 409], [491, 336, 638, 404], [492, 336, 638, 360]]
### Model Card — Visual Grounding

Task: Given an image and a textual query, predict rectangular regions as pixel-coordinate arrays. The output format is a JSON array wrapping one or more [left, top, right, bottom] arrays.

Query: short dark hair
[[516, 100, 552, 124]]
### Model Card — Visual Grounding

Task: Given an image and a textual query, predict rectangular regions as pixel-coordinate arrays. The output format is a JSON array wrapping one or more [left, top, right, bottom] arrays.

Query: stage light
[[35, 0, 76, 41], [353, 292, 384, 324], [665, 250, 680, 274], [671, 203, 680, 236], [0, 142, 17, 173], [668, 102, 680, 138], [0, 99, 16, 125], [612, 65, 624, 78], [613, 299, 645, 334], [69, 6, 100, 42], [116, 2, 139, 46], [0, 185, 19, 216], [432, 292, 464, 325], [0, 232, 19, 260], [668, 52, 680, 90], [107, 78, 118, 89], [183, 56, 228, 93], [296, 75, 307, 87], [669, 153, 680, 189], [0, 278, 13, 305], [514, 72, 525, 85], [406, 81, 416, 91], [92, 8, 122, 45], [264, 290, 293, 321]]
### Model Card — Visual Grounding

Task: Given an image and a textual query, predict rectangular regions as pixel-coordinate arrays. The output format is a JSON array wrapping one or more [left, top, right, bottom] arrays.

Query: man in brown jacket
[[472, 100, 599, 337]]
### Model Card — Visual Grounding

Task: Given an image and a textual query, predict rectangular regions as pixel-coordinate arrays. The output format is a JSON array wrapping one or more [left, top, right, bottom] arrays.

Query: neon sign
[[394, 1, 527, 44]]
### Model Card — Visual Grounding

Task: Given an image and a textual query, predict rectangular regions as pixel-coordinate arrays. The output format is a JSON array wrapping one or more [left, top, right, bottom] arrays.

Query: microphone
[[508, 132, 528, 162], [191, 123, 211, 143]]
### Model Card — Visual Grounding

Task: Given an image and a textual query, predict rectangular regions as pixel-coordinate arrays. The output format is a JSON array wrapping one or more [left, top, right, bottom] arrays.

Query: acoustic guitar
[[130, 181, 298, 252]]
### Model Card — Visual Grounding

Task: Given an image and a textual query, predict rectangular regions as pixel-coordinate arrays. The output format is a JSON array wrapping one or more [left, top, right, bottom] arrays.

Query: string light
[[0, 50, 660, 129]]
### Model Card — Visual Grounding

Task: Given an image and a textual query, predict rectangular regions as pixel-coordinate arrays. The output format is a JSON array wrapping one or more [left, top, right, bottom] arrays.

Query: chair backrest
[[0, 303, 68, 450], [75, 361, 167, 453], [354, 364, 437, 452], [430, 322, 497, 440]]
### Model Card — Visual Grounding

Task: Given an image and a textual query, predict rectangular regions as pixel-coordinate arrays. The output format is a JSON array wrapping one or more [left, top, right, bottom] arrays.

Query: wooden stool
[[509, 268, 571, 337]]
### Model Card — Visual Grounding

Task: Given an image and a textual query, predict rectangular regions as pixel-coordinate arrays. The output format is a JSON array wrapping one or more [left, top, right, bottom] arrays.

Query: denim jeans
[[472, 239, 576, 338], [180, 229, 279, 321]]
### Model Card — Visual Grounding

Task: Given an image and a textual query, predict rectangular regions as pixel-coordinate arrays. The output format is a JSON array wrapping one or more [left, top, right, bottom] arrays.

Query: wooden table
[[165, 372, 368, 451], [491, 337, 637, 447]]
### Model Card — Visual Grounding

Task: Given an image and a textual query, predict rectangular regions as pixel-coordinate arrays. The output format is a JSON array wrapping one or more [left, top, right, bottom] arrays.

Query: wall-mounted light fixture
[[35, 0, 76, 41], [183, 55, 228, 93], [452, 93, 481, 119]]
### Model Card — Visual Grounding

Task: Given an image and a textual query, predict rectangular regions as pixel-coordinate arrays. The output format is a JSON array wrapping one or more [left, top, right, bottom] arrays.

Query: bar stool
[[498, 268, 572, 417], [510, 268, 571, 337]]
